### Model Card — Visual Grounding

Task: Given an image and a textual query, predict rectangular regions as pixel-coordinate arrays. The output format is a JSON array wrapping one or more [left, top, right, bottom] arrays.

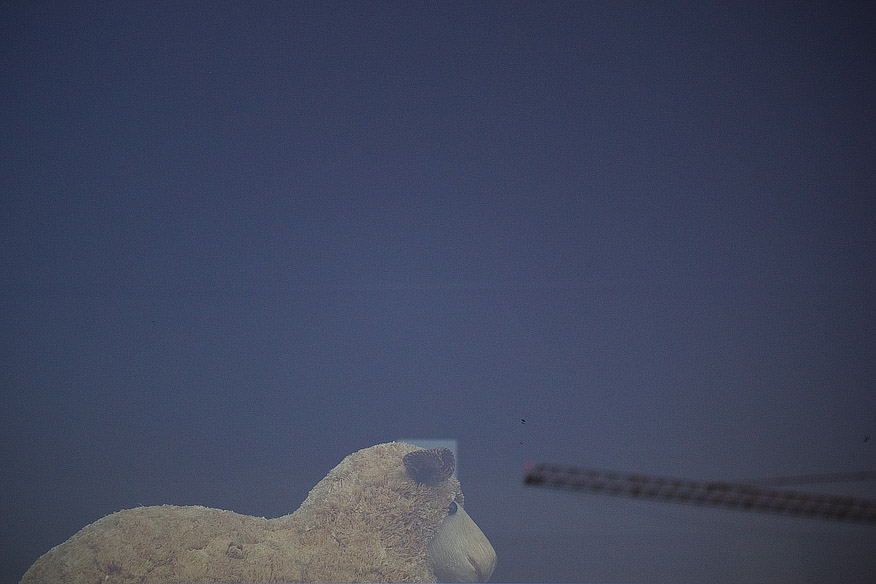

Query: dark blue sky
[[2, 2, 875, 582]]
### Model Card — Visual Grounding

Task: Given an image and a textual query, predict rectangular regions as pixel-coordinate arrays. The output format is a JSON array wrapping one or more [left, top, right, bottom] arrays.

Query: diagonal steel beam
[[524, 463, 876, 525]]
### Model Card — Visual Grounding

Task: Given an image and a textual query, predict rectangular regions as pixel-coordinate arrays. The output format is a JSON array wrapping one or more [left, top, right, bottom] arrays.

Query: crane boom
[[523, 463, 876, 525]]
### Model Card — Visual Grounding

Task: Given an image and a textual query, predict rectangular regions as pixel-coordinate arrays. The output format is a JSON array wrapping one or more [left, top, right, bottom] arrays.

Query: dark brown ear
[[403, 447, 455, 484]]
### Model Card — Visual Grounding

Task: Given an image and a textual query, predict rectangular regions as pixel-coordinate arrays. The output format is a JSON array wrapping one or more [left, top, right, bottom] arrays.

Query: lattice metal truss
[[523, 463, 876, 525]]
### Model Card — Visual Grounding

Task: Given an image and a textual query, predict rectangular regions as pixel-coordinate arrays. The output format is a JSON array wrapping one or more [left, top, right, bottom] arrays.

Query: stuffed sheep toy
[[20, 442, 496, 583]]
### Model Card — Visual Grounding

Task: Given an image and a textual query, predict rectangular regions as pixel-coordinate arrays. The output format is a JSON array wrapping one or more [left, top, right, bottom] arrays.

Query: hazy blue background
[[2, 2, 875, 582]]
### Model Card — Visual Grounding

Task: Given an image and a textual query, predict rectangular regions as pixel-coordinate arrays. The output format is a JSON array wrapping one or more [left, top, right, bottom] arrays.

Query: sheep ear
[[403, 448, 455, 484]]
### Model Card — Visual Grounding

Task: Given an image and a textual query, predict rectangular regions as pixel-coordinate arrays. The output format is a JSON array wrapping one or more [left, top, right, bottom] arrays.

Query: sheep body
[[20, 442, 495, 583]]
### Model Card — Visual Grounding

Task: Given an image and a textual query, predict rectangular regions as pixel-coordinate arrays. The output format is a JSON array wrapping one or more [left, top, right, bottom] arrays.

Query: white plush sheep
[[20, 442, 496, 583]]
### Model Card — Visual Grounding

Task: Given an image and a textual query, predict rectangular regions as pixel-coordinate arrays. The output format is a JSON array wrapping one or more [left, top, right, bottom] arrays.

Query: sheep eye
[[448, 501, 458, 515]]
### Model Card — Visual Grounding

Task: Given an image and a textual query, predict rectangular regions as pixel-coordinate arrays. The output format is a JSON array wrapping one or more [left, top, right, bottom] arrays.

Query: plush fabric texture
[[20, 442, 495, 583]]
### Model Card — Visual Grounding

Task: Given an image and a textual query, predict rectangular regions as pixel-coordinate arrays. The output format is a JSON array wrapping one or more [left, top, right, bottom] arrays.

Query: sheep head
[[294, 442, 496, 582], [403, 448, 497, 582]]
